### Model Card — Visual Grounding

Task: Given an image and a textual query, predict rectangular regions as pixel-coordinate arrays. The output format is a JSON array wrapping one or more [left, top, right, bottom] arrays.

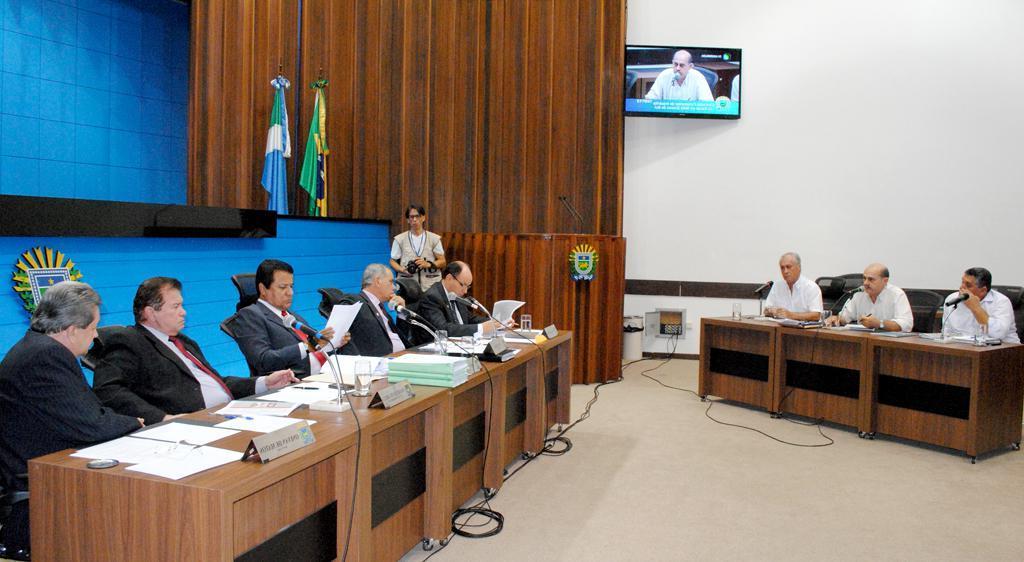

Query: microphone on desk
[[394, 304, 431, 325], [753, 281, 773, 295], [292, 320, 325, 343], [454, 296, 481, 310], [945, 292, 969, 307]]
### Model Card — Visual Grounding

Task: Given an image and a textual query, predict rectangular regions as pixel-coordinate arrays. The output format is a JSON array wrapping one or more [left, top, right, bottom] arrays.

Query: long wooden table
[[700, 318, 1023, 461], [29, 332, 572, 561]]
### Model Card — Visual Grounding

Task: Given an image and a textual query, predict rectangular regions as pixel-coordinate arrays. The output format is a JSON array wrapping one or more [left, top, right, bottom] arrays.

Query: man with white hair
[[347, 263, 410, 356], [764, 252, 824, 321], [0, 282, 142, 560]]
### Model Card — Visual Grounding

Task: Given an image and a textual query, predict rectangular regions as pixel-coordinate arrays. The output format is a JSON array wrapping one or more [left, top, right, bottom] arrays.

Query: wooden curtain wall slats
[[443, 232, 625, 384], [189, 0, 624, 237]]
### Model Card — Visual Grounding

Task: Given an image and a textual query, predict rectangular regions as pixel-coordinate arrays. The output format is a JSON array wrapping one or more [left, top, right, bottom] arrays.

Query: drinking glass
[[820, 310, 832, 327], [353, 360, 372, 396], [732, 303, 742, 320], [520, 314, 533, 332], [436, 330, 448, 354], [974, 323, 989, 347]]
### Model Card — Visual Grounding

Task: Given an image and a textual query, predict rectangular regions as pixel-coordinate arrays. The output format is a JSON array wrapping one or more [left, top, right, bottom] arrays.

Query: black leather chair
[[904, 289, 944, 333], [81, 325, 130, 371], [395, 278, 423, 311], [992, 285, 1024, 342], [318, 288, 354, 320], [838, 273, 863, 293], [693, 66, 718, 93], [0, 473, 30, 561], [220, 312, 241, 340], [815, 277, 847, 313], [230, 273, 259, 311]]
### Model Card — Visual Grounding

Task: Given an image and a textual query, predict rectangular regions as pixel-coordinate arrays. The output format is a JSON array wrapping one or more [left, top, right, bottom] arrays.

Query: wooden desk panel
[[699, 318, 777, 410]]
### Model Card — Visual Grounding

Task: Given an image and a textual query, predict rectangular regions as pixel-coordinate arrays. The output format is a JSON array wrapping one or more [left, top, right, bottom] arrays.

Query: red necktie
[[169, 336, 233, 399], [283, 310, 327, 364]]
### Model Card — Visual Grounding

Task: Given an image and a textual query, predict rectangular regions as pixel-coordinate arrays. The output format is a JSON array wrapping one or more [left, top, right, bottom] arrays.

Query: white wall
[[624, 0, 1024, 354]]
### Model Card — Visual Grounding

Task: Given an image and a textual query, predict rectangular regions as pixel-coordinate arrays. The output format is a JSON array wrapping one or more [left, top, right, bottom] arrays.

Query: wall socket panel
[[645, 309, 686, 339]]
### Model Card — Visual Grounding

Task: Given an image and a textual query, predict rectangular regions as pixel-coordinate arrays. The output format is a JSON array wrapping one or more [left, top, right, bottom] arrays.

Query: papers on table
[[131, 422, 238, 446], [73, 422, 245, 480], [325, 303, 362, 348], [310, 355, 389, 385], [216, 399, 300, 417], [387, 353, 470, 387], [841, 324, 875, 332], [493, 300, 525, 323], [126, 446, 241, 481], [257, 381, 341, 404], [215, 415, 316, 433]]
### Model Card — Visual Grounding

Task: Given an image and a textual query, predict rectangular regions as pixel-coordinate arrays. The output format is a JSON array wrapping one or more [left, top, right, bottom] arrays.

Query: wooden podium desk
[[700, 318, 1024, 460]]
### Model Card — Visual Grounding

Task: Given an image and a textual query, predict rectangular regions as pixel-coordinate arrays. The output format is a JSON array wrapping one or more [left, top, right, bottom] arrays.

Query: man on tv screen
[[644, 49, 713, 101]]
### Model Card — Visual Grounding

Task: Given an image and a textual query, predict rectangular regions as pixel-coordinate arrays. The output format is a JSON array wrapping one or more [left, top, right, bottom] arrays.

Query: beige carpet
[[401, 359, 1024, 562]]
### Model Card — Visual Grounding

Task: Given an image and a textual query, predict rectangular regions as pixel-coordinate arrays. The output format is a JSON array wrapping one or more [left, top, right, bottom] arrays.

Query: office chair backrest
[[991, 285, 1024, 342], [693, 66, 718, 93], [82, 325, 131, 371], [231, 273, 259, 311], [815, 277, 847, 312], [219, 312, 255, 376], [318, 288, 357, 319], [838, 273, 863, 293], [395, 277, 423, 311], [903, 289, 944, 333], [625, 69, 639, 98]]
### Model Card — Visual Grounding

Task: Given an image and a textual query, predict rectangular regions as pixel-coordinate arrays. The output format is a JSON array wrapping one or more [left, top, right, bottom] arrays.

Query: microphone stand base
[[310, 399, 352, 413]]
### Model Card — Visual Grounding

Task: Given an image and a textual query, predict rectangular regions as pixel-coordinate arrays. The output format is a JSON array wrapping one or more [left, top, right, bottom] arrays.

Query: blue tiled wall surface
[[0, 0, 188, 203], [0, 218, 391, 383]]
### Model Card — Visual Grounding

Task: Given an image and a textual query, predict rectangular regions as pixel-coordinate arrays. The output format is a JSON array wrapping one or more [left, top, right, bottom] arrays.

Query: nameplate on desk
[[485, 336, 507, 355], [543, 324, 558, 338], [369, 381, 415, 409], [242, 421, 315, 464]]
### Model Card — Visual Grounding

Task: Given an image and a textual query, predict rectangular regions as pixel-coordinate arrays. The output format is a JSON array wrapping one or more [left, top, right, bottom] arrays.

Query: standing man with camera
[[390, 204, 447, 292]]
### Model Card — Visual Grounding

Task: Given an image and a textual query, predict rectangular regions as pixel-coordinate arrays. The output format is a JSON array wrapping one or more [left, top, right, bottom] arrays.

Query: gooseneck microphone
[[454, 296, 480, 311], [945, 293, 969, 307], [292, 320, 325, 342], [753, 281, 773, 295]]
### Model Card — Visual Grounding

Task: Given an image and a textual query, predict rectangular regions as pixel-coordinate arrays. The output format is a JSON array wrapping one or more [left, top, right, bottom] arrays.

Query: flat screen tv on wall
[[625, 45, 741, 119]]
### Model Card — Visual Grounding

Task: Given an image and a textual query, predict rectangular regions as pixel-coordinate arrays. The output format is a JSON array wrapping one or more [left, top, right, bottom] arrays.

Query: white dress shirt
[[363, 290, 406, 353], [446, 290, 485, 337], [765, 275, 823, 314], [943, 289, 1020, 343], [142, 325, 267, 407], [839, 284, 914, 332], [644, 67, 714, 101]]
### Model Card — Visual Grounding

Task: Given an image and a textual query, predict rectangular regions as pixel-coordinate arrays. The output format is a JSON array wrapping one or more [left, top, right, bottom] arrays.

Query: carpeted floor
[[401, 359, 1024, 561]]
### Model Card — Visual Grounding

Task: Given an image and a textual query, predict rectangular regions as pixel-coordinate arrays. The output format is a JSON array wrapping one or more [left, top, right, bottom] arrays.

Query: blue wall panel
[[0, 217, 391, 382], [0, 0, 188, 204]]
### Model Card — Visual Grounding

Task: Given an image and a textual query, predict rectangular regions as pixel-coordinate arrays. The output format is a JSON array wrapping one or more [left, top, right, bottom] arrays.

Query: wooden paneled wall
[[189, 0, 625, 236], [442, 232, 626, 384]]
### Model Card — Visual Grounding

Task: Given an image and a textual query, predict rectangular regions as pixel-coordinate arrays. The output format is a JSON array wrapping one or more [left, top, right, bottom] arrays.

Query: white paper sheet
[[72, 436, 170, 464], [326, 303, 362, 348], [216, 400, 300, 417], [492, 300, 526, 323], [215, 416, 316, 433], [310, 355, 389, 384], [257, 382, 341, 404], [131, 422, 238, 446], [126, 446, 241, 480]]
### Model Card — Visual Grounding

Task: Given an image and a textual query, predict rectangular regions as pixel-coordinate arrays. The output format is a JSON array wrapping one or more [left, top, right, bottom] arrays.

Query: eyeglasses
[[407, 215, 422, 220], [454, 278, 472, 290]]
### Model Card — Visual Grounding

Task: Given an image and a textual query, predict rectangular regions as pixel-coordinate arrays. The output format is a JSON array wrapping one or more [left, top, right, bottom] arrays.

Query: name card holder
[[242, 421, 315, 463], [368, 381, 415, 409], [543, 324, 558, 338]]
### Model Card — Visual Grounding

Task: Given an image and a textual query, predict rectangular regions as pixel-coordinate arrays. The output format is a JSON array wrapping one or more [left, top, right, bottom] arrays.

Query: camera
[[405, 260, 420, 274]]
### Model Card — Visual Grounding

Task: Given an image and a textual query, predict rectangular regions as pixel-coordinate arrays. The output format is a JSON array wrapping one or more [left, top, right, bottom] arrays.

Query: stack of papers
[[256, 382, 341, 405], [310, 355, 390, 385], [387, 353, 470, 387], [216, 400, 300, 417]]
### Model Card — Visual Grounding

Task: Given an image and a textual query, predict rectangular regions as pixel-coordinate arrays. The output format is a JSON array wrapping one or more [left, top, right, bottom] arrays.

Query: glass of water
[[436, 330, 448, 354], [353, 360, 372, 396], [520, 314, 533, 332], [974, 323, 989, 346], [820, 310, 832, 327], [732, 303, 742, 320]]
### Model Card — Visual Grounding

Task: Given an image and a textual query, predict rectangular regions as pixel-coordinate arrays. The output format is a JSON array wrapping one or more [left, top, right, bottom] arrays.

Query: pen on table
[[293, 386, 320, 390], [223, 415, 254, 420]]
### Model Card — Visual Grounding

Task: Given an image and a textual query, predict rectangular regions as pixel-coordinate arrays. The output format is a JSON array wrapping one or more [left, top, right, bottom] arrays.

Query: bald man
[[644, 49, 714, 101], [764, 252, 823, 321], [828, 263, 913, 332]]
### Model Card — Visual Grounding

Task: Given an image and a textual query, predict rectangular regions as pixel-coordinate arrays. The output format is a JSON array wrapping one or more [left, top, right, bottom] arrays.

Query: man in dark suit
[[232, 259, 353, 378], [93, 277, 299, 426], [347, 263, 411, 356], [0, 282, 142, 560], [418, 261, 507, 337]]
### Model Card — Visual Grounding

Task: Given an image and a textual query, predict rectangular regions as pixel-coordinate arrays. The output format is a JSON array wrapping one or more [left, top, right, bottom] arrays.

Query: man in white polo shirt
[[942, 267, 1020, 343], [764, 252, 823, 321], [829, 263, 913, 332]]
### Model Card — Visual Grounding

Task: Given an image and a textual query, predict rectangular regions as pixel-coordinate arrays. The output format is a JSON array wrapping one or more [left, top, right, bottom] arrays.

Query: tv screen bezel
[[624, 44, 742, 120]]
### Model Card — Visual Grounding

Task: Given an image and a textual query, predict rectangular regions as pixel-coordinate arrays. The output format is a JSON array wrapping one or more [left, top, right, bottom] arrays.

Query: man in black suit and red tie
[[0, 282, 142, 561], [93, 277, 300, 425], [232, 259, 354, 378]]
